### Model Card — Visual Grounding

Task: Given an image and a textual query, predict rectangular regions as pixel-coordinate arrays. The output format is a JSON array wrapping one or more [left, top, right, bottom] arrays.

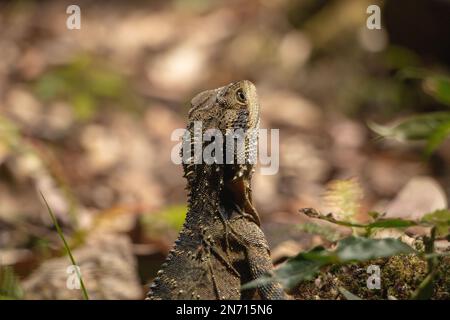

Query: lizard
[[147, 80, 286, 300]]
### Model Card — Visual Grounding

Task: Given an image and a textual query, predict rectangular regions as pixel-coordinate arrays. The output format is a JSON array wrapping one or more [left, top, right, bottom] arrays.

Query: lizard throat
[[185, 163, 260, 226]]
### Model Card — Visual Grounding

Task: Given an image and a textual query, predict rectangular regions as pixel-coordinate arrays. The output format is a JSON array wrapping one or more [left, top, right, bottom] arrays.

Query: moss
[[293, 254, 450, 300], [434, 256, 450, 299], [382, 255, 427, 299]]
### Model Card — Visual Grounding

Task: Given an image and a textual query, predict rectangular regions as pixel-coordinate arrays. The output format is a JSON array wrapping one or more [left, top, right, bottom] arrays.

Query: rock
[[385, 176, 447, 220]]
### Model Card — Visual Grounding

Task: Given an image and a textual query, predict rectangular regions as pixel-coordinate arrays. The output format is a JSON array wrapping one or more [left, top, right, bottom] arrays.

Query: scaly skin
[[147, 80, 285, 300]]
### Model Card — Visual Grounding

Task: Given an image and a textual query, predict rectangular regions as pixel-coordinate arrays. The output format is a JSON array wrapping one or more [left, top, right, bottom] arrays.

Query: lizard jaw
[[224, 166, 261, 226]]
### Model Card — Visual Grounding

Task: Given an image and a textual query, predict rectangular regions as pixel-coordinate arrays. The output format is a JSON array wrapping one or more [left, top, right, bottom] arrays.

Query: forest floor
[[0, 0, 449, 299]]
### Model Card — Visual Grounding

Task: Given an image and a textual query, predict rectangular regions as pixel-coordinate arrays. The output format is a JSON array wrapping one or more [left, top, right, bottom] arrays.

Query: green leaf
[[273, 257, 323, 290], [141, 205, 187, 237], [34, 73, 68, 100], [367, 219, 417, 229], [0, 266, 23, 300], [423, 75, 450, 106], [89, 70, 125, 98], [425, 121, 450, 156], [72, 93, 96, 121], [369, 112, 450, 141], [242, 247, 326, 291], [300, 208, 366, 228], [420, 209, 450, 236], [423, 251, 450, 260], [335, 237, 414, 262], [296, 222, 342, 242], [243, 237, 414, 291], [421, 209, 450, 224], [339, 287, 362, 300], [300, 208, 417, 230], [410, 270, 436, 300]]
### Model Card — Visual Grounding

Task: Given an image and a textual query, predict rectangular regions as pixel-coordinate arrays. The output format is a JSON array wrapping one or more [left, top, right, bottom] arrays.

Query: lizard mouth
[[223, 165, 261, 226]]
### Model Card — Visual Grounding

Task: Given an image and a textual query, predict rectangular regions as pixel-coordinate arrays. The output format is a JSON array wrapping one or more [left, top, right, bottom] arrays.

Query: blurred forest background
[[0, 0, 449, 299]]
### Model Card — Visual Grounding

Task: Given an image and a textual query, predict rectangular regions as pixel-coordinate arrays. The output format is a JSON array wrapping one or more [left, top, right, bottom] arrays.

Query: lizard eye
[[236, 89, 247, 103]]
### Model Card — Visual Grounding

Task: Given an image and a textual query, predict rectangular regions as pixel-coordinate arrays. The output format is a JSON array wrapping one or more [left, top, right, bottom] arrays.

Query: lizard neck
[[183, 162, 256, 229], [184, 163, 224, 226]]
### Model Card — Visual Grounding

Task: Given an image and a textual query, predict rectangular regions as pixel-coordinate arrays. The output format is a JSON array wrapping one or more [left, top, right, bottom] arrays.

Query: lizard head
[[188, 80, 260, 132], [187, 80, 260, 163], [184, 80, 261, 225]]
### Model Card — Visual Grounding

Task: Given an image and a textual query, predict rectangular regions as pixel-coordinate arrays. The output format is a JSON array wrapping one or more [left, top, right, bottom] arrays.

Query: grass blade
[[339, 287, 362, 300], [39, 191, 89, 300]]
